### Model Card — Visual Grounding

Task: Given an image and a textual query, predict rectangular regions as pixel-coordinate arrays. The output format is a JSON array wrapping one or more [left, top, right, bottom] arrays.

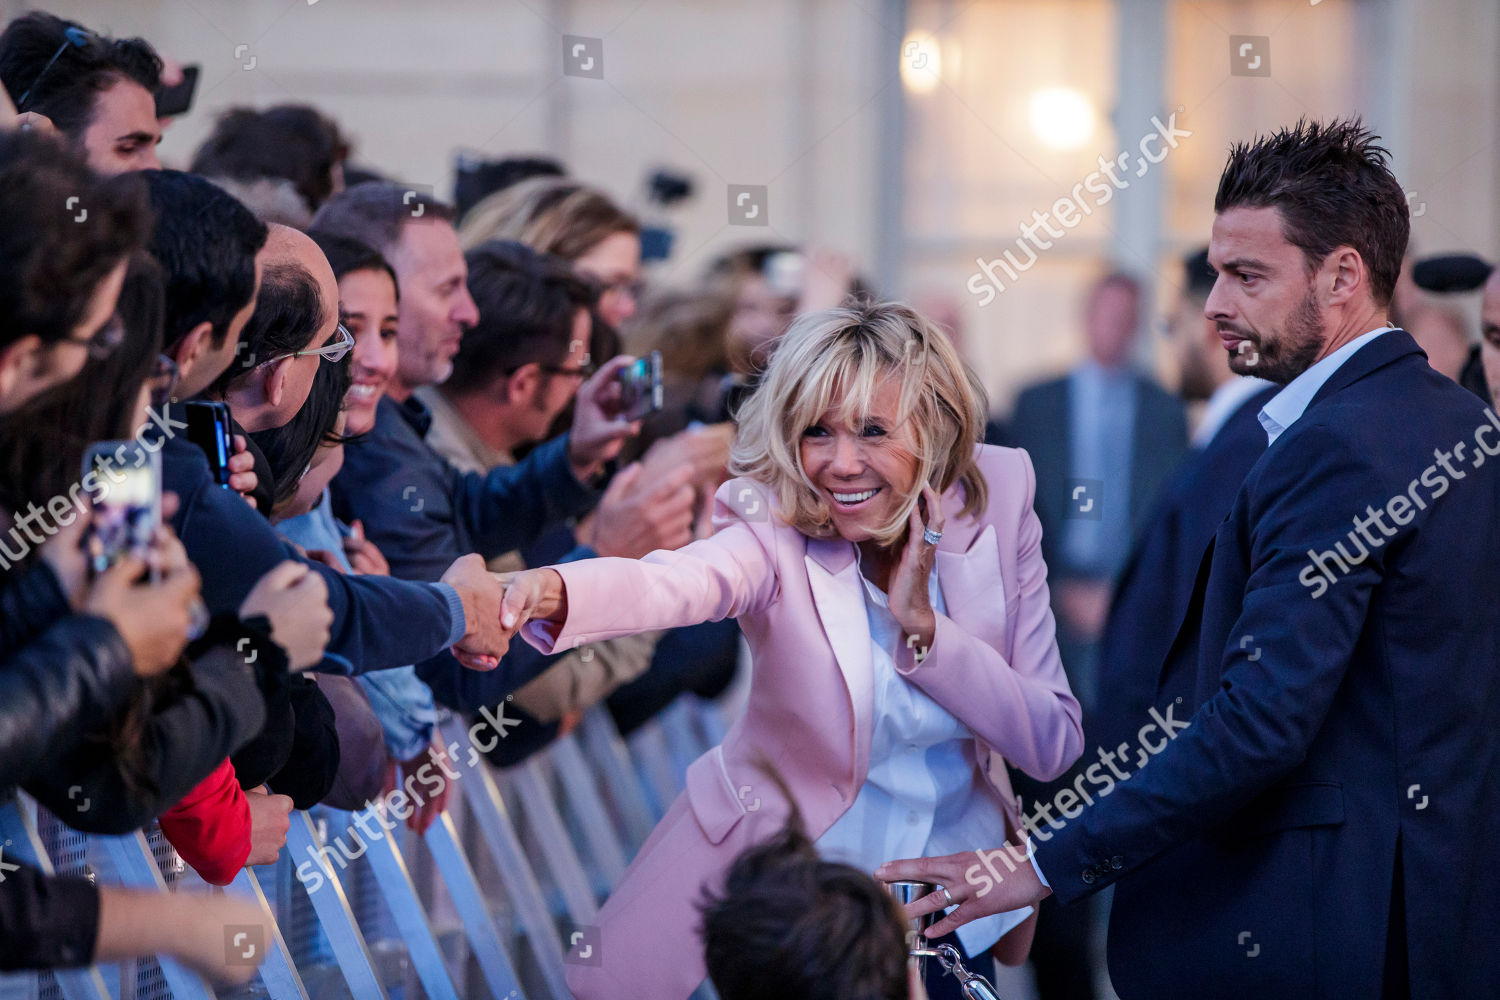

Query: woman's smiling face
[[798, 376, 919, 544], [339, 267, 400, 436]]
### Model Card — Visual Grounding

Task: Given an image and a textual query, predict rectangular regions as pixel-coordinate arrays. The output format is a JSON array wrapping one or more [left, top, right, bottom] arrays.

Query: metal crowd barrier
[[0, 695, 723, 1000]]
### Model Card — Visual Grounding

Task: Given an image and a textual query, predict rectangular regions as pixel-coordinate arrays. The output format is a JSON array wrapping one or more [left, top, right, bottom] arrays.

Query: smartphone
[[184, 400, 234, 488], [80, 440, 161, 577], [617, 350, 664, 422], [154, 64, 199, 119]]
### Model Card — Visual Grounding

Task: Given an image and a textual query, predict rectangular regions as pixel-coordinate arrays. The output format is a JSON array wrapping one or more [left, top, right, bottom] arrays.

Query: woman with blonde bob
[[500, 300, 1083, 1000], [457, 176, 642, 329]]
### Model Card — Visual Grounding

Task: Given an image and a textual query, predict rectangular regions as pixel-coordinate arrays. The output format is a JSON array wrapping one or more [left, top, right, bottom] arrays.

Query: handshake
[[442, 556, 568, 671]]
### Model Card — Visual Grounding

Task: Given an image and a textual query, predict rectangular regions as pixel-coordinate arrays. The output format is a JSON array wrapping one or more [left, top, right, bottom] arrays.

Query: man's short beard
[[1231, 284, 1325, 385]]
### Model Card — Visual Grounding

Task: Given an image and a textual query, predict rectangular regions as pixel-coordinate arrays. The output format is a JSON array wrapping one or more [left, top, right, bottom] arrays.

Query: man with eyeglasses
[[313, 184, 640, 596], [413, 239, 697, 738], [204, 226, 351, 454], [0, 12, 165, 174], [143, 169, 516, 682], [0, 131, 145, 414]]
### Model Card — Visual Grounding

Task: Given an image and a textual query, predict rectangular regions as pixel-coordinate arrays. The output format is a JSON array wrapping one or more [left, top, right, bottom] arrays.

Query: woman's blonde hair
[[457, 176, 639, 260], [730, 300, 990, 545]]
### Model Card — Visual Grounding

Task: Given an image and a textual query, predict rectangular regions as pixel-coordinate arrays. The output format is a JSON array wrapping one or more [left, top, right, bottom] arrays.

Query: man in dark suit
[[1093, 247, 1277, 754], [882, 117, 1500, 999], [1010, 273, 1187, 711], [1007, 272, 1187, 1000]]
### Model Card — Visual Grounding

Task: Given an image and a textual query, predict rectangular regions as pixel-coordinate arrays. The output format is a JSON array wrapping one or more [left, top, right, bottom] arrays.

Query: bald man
[[205, 224, 344, 433]]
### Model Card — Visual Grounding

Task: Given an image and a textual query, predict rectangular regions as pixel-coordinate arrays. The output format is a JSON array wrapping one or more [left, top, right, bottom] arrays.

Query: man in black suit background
[[1007, 272, 1187, 1000], [1093, 247, 1277, 756], [884, 117, 1500, 1000], [1010, 273, 1187, 712]]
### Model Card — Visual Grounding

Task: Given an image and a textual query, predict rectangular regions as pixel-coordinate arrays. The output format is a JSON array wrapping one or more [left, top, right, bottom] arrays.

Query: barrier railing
[[0, 695, 721, 1000]]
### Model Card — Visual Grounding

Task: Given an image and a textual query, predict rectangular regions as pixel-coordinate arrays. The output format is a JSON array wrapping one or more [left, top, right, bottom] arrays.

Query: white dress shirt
[[1193, 376, 1277, 448], [817, 564, 1031, 955], [1257, 328, 1393, 446]]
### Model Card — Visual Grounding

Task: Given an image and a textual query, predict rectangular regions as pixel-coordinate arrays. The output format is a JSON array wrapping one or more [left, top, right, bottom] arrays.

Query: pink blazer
[[524, 443, 1083, 1000]]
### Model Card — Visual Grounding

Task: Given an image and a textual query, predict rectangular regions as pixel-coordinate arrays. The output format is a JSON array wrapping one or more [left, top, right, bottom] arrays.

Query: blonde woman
[[457, 176, 642, 328], [500, 300, 1084, 1000]]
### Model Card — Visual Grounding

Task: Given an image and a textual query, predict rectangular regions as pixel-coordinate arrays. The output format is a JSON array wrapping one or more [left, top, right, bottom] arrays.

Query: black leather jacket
[[0, 563, 135, 789]]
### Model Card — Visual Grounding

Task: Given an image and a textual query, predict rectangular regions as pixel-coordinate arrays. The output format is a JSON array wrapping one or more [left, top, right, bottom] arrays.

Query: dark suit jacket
[[1093, 383, 1279, 753], [1036, 332, 1500, 998], [1009, 371, 1187, 581]]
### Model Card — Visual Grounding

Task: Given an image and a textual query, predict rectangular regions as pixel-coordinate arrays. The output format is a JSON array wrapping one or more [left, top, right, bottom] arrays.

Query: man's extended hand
[[442, 553, 507, 669], [567, 355, 641, 482], [876, 843, 1048, 940]]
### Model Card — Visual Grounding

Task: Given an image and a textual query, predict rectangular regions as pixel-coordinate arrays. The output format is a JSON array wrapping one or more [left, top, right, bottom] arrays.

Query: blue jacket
[[330, 395, 599, 708], [278, 496, 436, 760], [158, 406, 464, 674], [331, 394, 597, 582], [1035, 332, 1500, 998]]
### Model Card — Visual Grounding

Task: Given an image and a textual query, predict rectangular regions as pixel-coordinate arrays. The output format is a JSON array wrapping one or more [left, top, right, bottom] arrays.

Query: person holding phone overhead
[[498, 300, 1084, 1000]]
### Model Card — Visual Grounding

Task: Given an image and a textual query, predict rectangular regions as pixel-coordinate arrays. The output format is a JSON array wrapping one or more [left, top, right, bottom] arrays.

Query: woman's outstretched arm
[[500, 483, 783, 655]]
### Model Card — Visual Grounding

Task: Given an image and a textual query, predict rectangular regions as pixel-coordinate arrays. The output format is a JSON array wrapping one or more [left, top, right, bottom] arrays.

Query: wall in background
[[10, 0, 1498, 410]]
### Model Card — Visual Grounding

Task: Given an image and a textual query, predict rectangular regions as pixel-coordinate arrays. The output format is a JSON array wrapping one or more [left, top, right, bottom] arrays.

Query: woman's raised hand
[[889, 483, 944, 663]]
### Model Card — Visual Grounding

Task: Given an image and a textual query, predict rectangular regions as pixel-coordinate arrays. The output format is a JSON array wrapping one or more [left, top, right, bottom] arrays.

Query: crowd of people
[[0, 8, 1497, 1000]]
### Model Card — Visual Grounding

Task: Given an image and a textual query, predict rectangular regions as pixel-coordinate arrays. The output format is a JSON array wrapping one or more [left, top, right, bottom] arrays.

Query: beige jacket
[[416, 387, 659, 721]]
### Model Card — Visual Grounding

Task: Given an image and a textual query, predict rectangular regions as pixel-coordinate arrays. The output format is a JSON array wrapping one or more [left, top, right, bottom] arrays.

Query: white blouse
[[816, 563, 1032, 956]]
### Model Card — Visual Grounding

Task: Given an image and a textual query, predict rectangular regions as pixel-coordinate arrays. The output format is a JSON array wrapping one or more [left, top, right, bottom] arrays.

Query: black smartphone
[[184, 400, 234, 488], [80, 440, 161, 578], [154, 65, 199, 118], [617, 350, 664, 422]]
